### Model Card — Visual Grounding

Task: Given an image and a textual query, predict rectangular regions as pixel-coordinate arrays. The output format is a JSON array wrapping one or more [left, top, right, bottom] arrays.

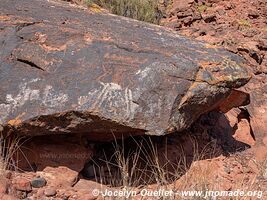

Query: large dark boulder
[[0, 0, 250, 140]]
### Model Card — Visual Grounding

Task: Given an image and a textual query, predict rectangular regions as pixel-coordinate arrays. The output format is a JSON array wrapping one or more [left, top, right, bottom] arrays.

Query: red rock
[[73, 179, 114, 200], [12, 178, 32, 192], [36, 188, 44, 197], [163, 0, 267, 169], [77, 193, 97, 200], [218, 90, 250, 113], [0, 194, 18, 200], [224, 2, 235, 10], [37, 166, 78, 187], [244, 75, 267, 147], [170, 0, 194, 13], [206, 0, 220, 3], [57, 188, 75, 200], [0, 178, 8, 194], [248, 10, 260, 18], [201, 12, 216, 23], [44, 187, 57, 197], [74, 179, 101, 190], [263, 136, 267, 146], [253, 146, 267, 161], [242, 29, 261, 38], [233, 119, 255, 146], [174, 158, 227, 190], [16, 135, 93, 172], [226, 108, 241, 127]]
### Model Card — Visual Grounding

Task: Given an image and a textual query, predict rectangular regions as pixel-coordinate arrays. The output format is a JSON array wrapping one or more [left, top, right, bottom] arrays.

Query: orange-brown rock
[[15, 135, 92, 172], [163, 0, 267, 157], [12, 178, 32, 192], [37, 166, 79, 188]]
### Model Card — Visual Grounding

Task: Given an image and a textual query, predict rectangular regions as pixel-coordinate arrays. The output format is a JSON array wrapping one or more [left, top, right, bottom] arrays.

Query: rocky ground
[[162, 0, 267, 152], [0, 0, 267, 199]]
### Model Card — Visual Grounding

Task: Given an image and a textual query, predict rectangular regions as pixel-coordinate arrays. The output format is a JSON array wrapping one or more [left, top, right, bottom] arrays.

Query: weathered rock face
[[15, 135, 93, 172], [245, 74, 267, 147], [0, 0, 250, 140]]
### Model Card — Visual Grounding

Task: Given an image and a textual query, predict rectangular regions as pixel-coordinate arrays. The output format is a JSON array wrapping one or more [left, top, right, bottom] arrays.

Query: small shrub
[[238, 19, 251, 27], [197, 5, 208, 13], [85, 0, 162, 24]]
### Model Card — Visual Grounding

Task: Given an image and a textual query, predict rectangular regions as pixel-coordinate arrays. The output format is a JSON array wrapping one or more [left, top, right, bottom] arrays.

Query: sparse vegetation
[[0, 128, 21, 175], [85, 0, 162, 24], [88, 136, 217, 188], [238, 19, 251, 27], [196, 4, 208, 13], [82, 134, 267, 199]]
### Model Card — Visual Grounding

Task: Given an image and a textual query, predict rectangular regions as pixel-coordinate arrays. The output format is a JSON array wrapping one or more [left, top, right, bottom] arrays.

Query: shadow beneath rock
[[11, 111, 251, 187], [11, 134, 93, 173], [80, 111, 251, 187], [193, 111, 251, 154]]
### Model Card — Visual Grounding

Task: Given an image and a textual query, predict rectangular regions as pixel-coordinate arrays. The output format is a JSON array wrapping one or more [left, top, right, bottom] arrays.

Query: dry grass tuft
[[85, 0, 162, 24], [90, 136, 218, 188], [86, 134, 267, 199], [0, 127, 22, 176]]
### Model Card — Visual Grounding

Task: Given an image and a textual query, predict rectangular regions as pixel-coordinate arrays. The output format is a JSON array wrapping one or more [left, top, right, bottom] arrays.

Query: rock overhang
[[0, 0, 251, 140]]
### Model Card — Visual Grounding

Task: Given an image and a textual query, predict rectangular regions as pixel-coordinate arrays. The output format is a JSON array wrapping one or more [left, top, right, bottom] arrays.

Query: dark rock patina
[[31, 177, 47, 188], [0, 0, 250, 140]]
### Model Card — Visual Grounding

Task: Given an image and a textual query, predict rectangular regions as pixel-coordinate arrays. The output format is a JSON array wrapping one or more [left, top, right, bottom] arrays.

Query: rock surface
[[0, 0, 250, 140], [30, 177, 47, 188], [44, 187, 57, 197], [37, 166, 78, 187], [15, 134, 93, 171], [12, 178, 32, 192]]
